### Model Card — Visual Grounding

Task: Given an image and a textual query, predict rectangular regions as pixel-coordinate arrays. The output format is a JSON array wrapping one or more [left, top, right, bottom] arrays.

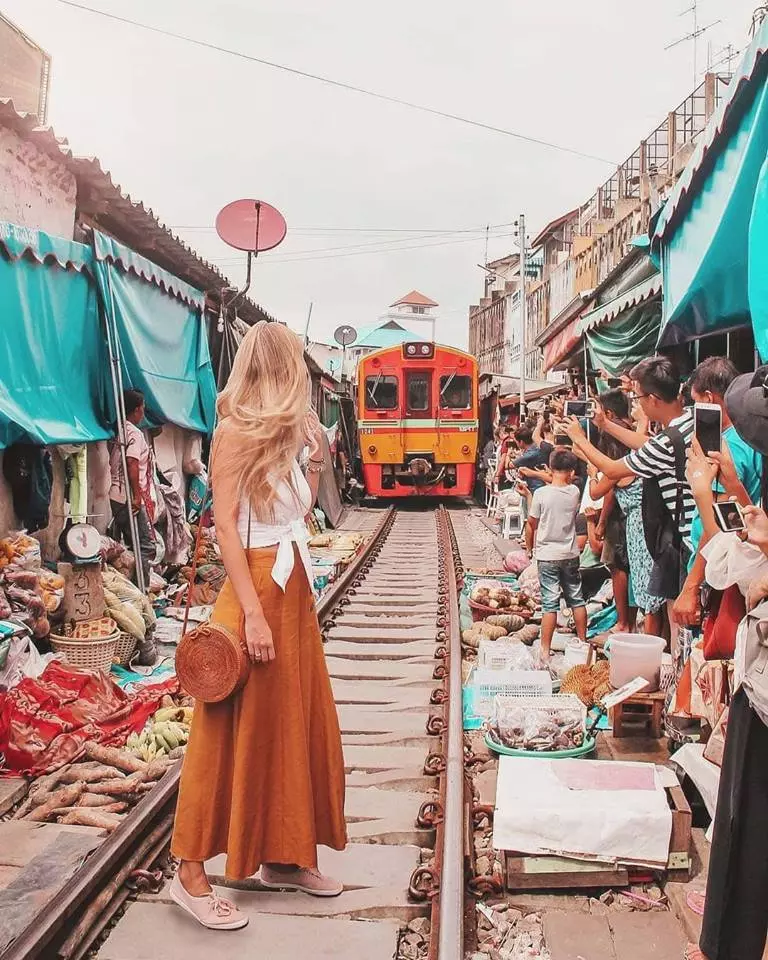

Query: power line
[[209, 231, 517, 266], [197, 221, 515, 261], [56, 0, 618, 166], [172, 223, 512, 234]]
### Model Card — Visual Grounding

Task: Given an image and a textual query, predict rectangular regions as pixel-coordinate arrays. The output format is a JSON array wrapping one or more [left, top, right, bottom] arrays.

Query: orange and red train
[[356, 342, 479, 498]]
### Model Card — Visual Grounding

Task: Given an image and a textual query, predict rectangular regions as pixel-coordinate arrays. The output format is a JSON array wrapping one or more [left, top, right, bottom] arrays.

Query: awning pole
[[102, 263, 147, 595]]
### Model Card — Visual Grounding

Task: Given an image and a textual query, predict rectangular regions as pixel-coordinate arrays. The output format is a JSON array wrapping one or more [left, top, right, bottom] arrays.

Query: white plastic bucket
[[608, 633, 665, 692], [563, 639, 590, 671]]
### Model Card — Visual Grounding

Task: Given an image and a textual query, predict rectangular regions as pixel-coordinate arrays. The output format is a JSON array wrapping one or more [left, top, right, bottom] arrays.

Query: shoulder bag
[[175, 498, 250, 703], [643, 425, 687, 600]]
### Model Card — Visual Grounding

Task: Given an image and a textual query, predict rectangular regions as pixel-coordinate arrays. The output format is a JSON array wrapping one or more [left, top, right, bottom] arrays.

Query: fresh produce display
[[0, 533, 63, 637], [102, 566, 156, 638], [561, 660, 611, 708], [486, 695, 586, 752], [126, 703, 193, 761], [469, 582, 536, 617], [485, 614, 525, 633]]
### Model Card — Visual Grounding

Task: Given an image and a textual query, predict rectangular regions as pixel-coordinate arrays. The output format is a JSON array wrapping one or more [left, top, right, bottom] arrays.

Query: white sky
[[4, 0, 762, 346]]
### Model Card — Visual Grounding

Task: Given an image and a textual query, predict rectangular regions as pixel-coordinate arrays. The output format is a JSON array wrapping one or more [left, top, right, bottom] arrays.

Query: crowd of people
[[483, 354, 768, 960]]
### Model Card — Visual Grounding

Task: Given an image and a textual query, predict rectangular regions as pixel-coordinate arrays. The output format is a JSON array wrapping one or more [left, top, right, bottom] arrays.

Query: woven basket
[[50, 632, 118, 672], [114, 632, 138, 666]]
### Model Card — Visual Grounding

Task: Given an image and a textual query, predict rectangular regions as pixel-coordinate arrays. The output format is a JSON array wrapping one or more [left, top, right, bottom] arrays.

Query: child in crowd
[[526, 448, 588, 659]]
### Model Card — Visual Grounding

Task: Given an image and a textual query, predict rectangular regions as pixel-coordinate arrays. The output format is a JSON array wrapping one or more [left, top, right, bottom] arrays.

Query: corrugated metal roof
[[652, 22, 768, 246], [531, 208, 580, 249], [0, 98, 275, 324]]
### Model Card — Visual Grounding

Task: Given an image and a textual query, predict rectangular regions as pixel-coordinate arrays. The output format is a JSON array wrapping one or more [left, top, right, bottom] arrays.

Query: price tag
[[601, 676, 649, 710], [59, 563, 105, 624]]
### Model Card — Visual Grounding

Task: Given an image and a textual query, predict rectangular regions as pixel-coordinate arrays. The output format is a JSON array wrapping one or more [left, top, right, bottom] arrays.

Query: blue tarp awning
[[652, 22, 768, 351], [0, 223, 111, 449], [93, 231, 216, 434]]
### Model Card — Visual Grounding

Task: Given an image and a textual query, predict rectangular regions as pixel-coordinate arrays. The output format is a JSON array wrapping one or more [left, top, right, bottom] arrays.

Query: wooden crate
[[503, 785, 692, 890]]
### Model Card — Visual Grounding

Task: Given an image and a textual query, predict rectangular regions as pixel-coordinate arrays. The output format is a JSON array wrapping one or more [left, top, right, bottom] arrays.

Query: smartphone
[[555, 433, 572, 447], [713, 500, 745, 533], [564, 399, 595, 419], [606, 377, 623, 388], [694, 402, 722, 456]]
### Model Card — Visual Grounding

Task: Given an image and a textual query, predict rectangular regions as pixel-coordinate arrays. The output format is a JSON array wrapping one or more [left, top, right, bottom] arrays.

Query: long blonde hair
[[216, 321, 311, 521]]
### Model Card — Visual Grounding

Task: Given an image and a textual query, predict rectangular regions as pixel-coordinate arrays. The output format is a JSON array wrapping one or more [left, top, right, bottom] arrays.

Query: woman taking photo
[[170, 322, 346, 930]]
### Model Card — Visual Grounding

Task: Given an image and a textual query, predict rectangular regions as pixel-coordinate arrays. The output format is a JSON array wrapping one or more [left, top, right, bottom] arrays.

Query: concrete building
[[467, 254, 523, 377], [0, 11, 50, 122]]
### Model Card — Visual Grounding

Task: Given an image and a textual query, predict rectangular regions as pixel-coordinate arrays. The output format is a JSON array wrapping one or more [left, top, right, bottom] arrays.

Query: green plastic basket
[[485, 731, 597, 759]]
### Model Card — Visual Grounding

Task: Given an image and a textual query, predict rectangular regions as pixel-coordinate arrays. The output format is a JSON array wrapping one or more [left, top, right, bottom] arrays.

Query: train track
[[2, 504, 468, 960]]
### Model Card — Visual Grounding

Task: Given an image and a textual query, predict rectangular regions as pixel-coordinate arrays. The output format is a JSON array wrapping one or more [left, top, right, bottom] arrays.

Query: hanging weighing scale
[[60, 520, 102, 565]]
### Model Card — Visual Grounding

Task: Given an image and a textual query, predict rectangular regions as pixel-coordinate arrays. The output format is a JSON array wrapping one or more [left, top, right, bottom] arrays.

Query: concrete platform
[[99, 903, 402, 959]]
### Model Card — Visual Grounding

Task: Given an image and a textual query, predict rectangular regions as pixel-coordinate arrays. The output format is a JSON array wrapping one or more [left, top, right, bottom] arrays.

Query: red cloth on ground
[[0, 661, 178, 776]]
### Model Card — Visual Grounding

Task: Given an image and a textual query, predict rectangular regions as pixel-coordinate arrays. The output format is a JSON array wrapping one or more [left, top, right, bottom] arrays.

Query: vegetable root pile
[[462, 616, 539, 651], [12, 698, 194, 832], [470, 584, 535, 617]]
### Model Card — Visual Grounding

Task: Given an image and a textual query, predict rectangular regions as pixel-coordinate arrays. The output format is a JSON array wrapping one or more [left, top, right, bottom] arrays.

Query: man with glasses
[[564, 356, 696, 645]]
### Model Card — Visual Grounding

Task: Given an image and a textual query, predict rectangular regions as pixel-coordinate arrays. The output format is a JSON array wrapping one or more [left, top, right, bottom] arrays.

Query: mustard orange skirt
[[171, 547, 346, 879]]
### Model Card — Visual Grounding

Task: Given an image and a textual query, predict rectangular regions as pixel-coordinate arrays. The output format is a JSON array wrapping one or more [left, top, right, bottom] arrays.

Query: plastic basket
[[114, 632, 138, 666], [468, 668, 553, 720], [485, 731, 597, 759], [50, 632, 118, 672]]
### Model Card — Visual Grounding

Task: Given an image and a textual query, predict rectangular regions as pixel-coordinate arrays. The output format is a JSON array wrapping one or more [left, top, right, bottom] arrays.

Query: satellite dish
[[215, 199, 287, 252], [334, 325, 357, 347]]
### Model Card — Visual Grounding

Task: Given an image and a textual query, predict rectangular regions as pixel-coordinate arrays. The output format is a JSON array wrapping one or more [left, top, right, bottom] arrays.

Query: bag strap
[[666, 425, 686, 540]]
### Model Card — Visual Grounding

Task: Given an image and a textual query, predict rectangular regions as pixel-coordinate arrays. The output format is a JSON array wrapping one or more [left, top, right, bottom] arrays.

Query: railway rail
[[2, 503, 470, 960]]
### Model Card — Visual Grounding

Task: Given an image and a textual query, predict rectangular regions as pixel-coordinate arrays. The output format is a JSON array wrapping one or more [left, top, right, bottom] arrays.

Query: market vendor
[[109, 390, 156, 590]]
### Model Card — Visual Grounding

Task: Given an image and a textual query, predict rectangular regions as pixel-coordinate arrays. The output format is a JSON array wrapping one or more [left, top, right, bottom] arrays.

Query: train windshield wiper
[[368, 371, 383, 407], [440, 372, 456, 400]]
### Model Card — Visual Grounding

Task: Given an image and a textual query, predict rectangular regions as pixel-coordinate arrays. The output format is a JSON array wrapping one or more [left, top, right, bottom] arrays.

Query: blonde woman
[[170, 322, 346, 930]]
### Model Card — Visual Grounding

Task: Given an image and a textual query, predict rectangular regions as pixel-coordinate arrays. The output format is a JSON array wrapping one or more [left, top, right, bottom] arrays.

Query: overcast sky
[[4, 0, 762, 346]]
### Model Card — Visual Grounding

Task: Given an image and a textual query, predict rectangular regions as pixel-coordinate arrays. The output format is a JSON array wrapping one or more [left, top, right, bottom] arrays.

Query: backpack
[[641, 425, 687, 598]]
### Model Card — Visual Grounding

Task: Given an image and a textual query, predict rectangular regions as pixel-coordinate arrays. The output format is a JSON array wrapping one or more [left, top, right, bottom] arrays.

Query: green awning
[[652, 21, 768, 347], [577, 274, 662, 335], [93, 232, 216, 434], [0, 223, 111, 449]]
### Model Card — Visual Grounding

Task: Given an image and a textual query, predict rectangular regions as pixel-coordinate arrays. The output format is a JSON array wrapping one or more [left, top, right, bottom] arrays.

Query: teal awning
[[748, 153, 768, 361], [585, 301, 662, 378], [0, 223, 111, 449], [577, 274, 662, 335], [93, 232, 216, 434], [652, 22, 768, 347]]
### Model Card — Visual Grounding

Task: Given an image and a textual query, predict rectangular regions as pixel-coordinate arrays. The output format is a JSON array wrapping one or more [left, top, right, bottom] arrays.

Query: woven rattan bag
[[176, 620, 249, 703], [175, 500, 250, 703]]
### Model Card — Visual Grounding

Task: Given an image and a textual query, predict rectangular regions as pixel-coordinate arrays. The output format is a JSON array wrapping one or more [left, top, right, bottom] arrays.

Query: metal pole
[[102, 266, 147, 595], [518, 214, 527, 419], [303, 301, 314, 348], [436, 507, 463, 960]]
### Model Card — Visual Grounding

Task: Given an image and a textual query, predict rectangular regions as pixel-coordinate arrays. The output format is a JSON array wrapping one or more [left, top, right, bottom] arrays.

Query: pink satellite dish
[[215, 199, 287, 252]]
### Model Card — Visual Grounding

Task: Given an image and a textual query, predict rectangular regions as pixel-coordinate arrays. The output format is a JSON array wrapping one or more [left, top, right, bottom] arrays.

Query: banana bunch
[[153, 706, 194, 725], [127, 718, 190, 761]]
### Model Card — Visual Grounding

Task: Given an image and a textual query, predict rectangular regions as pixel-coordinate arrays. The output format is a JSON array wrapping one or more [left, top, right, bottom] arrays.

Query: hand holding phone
[[713, 500, 746, 533], [694, 402, 722, 457]]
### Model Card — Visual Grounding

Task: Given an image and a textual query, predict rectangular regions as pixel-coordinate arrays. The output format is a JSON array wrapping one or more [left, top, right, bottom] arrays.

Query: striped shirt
[[623, 410, 696, 549]]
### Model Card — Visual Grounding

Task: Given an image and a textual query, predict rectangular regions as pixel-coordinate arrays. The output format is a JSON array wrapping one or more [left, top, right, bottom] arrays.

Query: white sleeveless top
[[237, 461, 315, 595]]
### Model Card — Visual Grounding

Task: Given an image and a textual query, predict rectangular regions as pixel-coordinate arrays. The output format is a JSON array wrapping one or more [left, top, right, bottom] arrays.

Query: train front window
[[406, 373, 430, 412], [365, 374, 398, 410], [439, 374, 472, 409]]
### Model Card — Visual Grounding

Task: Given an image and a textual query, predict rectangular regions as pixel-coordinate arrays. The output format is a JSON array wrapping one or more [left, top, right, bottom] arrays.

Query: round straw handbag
[[175, 621, 249, 703]]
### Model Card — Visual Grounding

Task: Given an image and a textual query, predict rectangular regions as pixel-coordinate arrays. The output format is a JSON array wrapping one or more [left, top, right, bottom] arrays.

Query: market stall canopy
[[748, 153, 768, 361], [542, 318, 582, 373], [93, 232, 216, 434], [498, 378, 563, 408], [652, 22, 768, 347], [0, 221, 111, 449], [578, 274, 662, 377]]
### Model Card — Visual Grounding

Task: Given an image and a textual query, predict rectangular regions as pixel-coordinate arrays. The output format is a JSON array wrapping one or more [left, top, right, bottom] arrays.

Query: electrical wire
[[208, 230, 517, 265], [56, 0, 618, 166], [198, 222, 515, 261]]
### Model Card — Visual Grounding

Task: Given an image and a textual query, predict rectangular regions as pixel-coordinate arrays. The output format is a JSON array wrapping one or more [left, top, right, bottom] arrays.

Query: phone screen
[[695, 404, 722, 456], [565, 400, 589, 419], [715, 501, 745, 533], [555, 434, 572, 447], [606, 378, 623, 388]]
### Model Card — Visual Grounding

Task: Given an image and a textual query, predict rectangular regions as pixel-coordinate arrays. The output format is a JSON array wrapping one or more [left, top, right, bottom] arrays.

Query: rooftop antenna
[[665, 1, 721, 87], [483, 224, 490, 267]]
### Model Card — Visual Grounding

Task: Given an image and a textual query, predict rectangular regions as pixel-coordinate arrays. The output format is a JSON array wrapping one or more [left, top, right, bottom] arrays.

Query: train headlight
[[462, 445, 470, 454], [421, 344, 430, 355], [406, 344, 417, 356]]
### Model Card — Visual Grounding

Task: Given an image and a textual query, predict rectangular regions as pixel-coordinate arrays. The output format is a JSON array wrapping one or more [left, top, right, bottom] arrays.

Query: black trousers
[[700, 688, 768, 960], [110, 501, 154, 588]]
